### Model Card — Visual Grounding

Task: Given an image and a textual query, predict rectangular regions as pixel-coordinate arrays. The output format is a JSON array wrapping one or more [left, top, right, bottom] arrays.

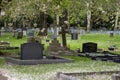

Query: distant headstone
[[21, 43, 43, 60], [79, 29, 85, 35], [110, 32, 114, 37], [12, 29, 17, 37], [27, 28, 34, 37], [23, 30, 27, 36], [17, 28, 23, 39], [70, 27, 79, 40], [71, 33, 78, 40], [82, 42, 97, 53], [0, 27, 5, 36], [17, 32, 23, 39], [70, 28, 79, 34], [22, 27, 27, 36], [35, 28, 40, 33]]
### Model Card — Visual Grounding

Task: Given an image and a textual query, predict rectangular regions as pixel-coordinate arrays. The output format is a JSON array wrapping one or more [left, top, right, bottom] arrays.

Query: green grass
[[66, 33, 120, 50], [0, 56, 120, 80], [1, 32, 120, 51], [0, 32, 26, 47], [0, 32, 120, 80]]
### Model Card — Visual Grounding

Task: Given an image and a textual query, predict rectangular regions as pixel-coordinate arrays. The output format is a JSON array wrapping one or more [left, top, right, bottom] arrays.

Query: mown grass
[[0, 32, 120, 80], [0, 56, 120, 80], [66, 33, 120, 50], [1, 32, 120, 52]]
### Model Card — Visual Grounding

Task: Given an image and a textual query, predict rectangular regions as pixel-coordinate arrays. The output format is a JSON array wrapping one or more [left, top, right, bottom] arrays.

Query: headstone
[[70, 27, 79, 40], [27, 28, 34, 37], [12, 29, 17, 37], [0, 27, 5, 36], [23, 30, 27, 36], [35, 28, 40, 33], [17, 32, 23, 39], [21, 43, 43, 60], [70, 28, 79, 34], [71, 33, 78, 40], [79, 29, 85, 35], [82, 42, 97, 53], [27, 28, 35, 42], [16, 28, 23, 39], [110, 32, 114, 37], [22, 27, 27, 36]]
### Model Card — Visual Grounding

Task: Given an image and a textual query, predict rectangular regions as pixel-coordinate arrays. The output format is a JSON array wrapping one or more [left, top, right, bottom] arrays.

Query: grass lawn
[[0, 32, 120, 80]]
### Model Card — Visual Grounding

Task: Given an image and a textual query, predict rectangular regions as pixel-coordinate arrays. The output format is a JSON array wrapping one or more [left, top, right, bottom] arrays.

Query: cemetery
[[0, 0, 120, 80]]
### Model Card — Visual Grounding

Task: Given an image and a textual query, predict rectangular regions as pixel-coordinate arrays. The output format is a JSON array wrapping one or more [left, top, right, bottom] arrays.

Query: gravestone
[[27, 29, 34, 37], [82, 42, 97, 53], [23, 30, 27, 36], [17, 32, 23, 39], [0, 27, 5, 36], [79, 29, 85, 35], [22, 27, 27, 36], [27, 28, 35, 43], [70, 27, 79, 40], [21, 43, 43, 60], [71, 34, 78, 40], [12, 29, 17, 37], [17, 28, 23, 39]]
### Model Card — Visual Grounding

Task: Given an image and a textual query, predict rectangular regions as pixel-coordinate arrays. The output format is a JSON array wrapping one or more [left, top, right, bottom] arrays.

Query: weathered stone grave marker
[[16, 28, 23, 39], [70, 27, 79, 40]]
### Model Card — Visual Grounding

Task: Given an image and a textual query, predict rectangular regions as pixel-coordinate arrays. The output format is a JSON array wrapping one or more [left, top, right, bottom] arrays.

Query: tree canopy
[[0, 0, 120, 30]]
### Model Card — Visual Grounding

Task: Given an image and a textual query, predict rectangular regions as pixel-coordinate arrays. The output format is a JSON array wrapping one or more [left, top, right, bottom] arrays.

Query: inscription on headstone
[[21, 43, 43, 60]]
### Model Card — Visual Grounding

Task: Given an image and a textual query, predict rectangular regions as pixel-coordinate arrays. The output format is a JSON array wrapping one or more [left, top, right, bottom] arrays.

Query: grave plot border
[[5, 56, 74, 65], [56, 71, 120, 80]]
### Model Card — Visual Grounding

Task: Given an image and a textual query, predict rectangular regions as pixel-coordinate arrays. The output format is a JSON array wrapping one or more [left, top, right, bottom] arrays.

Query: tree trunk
[[114, 11, 119, 31], [86, 2, 91, 33], [53, 15, 59, 38], [61, 26, 67, 47]]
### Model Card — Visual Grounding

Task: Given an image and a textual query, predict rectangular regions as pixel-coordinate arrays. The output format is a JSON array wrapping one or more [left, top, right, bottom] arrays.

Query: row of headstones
[[14, 27, 40, 39], [20, 42, 93, 60], [0, 27, 86, 39], [0, 27, 40, 37], [12, 41, 120, 64]]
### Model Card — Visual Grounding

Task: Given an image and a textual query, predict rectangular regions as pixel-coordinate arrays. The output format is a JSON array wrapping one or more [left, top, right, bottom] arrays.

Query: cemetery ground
[[0, 32, 120, 80]]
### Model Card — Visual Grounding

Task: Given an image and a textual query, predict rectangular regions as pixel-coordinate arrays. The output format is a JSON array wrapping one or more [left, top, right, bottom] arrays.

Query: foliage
[[0, 0, 120, 30]]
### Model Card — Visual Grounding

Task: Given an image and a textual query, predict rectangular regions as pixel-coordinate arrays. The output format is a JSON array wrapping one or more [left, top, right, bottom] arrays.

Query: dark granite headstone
[[17, 32, 23, 39], [21, 43, 43, 60], [82, 42, 97, 53], [71, 33, 78, 40], [70, 28, 79, 40]]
